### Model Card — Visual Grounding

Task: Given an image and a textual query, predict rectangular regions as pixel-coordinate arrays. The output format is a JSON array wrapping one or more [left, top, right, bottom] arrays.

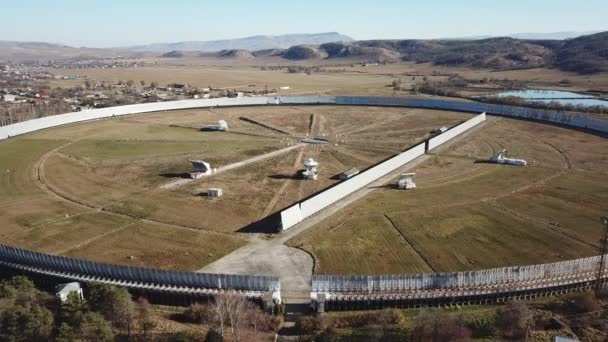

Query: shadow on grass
[[160, 172, 191, 179], [369, 183, 400, 190], [474, 160, 521, 166], [237, 212, 282, 234], [268, 174, 299, 180]]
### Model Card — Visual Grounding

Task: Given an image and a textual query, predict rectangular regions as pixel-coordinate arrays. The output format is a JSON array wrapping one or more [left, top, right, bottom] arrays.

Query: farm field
[[49, 60, 608, 96], [288, 117, 608, 274], [0, 105, 468, 270]]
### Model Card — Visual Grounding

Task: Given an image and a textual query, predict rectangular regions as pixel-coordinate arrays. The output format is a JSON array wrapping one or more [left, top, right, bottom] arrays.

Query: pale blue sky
[[1, 0, 606, 47]]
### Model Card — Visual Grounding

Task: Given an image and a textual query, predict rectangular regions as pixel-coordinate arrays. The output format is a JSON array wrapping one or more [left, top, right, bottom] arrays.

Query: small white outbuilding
[[208, 188, 223, 198], [2, 94, 16, 102], [55, 282, 84, 303], [397, 173, 416, 190]]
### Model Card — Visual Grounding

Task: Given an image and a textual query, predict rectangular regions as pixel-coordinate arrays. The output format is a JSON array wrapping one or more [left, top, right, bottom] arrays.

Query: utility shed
[[339, 168, 360, 180], [397, 173, 416, 190], [208, 188, 223, 198], [55, 282, 84, 303], [2, 94, 16, 102]]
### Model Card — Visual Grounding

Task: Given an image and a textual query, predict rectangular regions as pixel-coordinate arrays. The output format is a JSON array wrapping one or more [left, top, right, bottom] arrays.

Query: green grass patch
[[61, 139, 278, 161], [0, 138, 66, 200]]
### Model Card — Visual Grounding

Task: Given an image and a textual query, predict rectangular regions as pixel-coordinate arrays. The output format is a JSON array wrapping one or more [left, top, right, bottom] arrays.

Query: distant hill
[[0, 41, 127, 61], [349, 37, 555, 70], [127, 32, 353, 52], [270, 31, 608, 74], [1, 31, 606, 74], [507, 30, 602, 40], [447, 30, 602, 41], [554, 31, 608, 74], [160, 50, 184, 58]]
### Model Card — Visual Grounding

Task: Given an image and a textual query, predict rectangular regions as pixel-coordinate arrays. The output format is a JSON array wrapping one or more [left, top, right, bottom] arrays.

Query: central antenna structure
[[302, 158, 319, 180]]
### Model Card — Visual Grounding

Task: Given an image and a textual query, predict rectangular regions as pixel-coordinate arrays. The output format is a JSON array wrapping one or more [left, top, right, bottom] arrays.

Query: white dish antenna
[[303, 158, 319, 168]]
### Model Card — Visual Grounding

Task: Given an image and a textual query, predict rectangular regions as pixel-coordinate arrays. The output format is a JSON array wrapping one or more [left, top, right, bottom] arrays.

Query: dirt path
[[330, 146, 375, 164], [33, 140, 98, 212], [32, 138, 242, 249], [383, 214, 437, 272], [240, 116, 303, 137], [337, 117, 408, 136], [160, 143, 306, 190], [260, 147, 305, 218], [54, 220, 139, 255], [309, 113, 324, 138]]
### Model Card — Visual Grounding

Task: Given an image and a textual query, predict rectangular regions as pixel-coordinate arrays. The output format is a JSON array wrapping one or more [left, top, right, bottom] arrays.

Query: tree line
[[0, 276, 161, 341], [0, 276, 284, 341]]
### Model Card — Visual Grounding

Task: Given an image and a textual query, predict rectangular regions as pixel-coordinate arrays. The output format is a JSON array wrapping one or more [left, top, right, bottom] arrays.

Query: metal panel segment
[[280, 204, 302, 231], [0, 244, 279, 295]]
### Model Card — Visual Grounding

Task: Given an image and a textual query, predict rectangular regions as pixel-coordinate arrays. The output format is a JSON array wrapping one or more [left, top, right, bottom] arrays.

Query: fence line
[[2, 96, 606, 141], [0, 244, 280, 301], [311, 254, 607, 311]]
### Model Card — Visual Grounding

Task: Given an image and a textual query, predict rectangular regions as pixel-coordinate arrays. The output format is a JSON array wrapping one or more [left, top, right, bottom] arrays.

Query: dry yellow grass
[[2, 102, 606, 274], [49, 61, 608, 95], [289, 118, 608, 274]]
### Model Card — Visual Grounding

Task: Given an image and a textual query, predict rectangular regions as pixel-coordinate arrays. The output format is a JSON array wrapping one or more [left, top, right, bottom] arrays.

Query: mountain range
[[447, 30, 602, 41], [0, 31, 606, 74], [189, 31, 607, 74], [126, 32, 353, 52]]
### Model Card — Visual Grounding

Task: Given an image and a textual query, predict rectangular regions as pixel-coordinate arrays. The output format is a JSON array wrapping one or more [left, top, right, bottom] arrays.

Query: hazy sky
[[1, 0, 606, 47]]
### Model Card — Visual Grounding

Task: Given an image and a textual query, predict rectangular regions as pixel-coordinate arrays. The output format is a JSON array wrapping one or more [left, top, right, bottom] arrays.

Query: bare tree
[[574, 291, 600, 313], [224, 291, 249, 341], [245, 301, 264, 341], [211, 295, 228, 338], [496, 301, 533, 339], [136, 297, 156, 340], [413, 310, 471, 342]]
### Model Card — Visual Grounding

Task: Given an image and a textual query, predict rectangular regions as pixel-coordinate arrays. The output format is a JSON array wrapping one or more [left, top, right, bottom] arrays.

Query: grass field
[[288, 117, 608, 274], [64, 221, 246, 271], [0, 105, 472, 271], [1, 103, 606, 274]]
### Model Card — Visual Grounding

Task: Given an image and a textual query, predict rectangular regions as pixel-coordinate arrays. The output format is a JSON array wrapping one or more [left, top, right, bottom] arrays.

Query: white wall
[[298, 143, 426, 220], [283, 112, 486, 230], [427, 112, 486, 151], [0, 97, 272, 140], [280, 204, 302, 231], [3, 96, 606, 140]]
